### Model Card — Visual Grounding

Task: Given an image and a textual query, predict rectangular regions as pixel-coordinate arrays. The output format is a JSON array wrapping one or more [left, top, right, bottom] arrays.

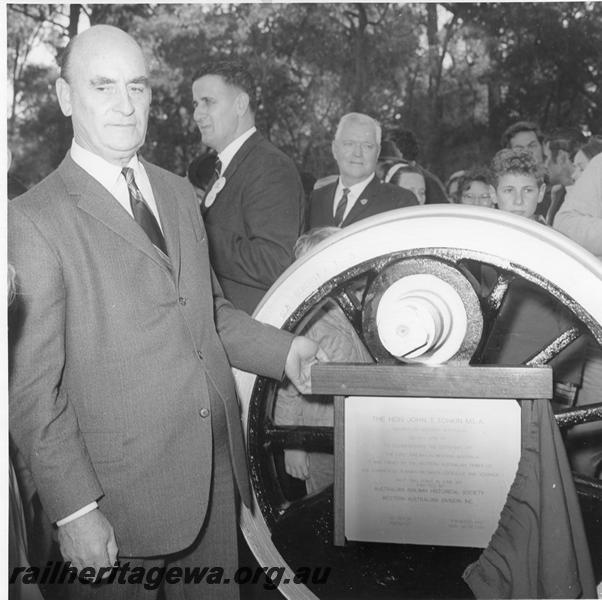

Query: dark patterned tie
[[206, 157, 222, 193], [121, 167, 168, 255], [334, 187, 350, 226], [201, 157, 222, 215], [213, 157, 222, 181]]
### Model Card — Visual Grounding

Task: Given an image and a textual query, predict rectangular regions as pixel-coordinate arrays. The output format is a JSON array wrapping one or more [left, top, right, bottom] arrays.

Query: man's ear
[[489, 185, 498, 205], [537, 183, 546, 204], [55, 77, 73, 117], [235, 92, 250, 116]]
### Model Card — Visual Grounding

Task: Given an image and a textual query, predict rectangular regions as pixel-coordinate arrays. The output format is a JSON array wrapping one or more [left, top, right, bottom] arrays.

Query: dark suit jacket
[[8, 154, 293, 556], [308, 176, 418, 228], [203, 131, 305, 314]]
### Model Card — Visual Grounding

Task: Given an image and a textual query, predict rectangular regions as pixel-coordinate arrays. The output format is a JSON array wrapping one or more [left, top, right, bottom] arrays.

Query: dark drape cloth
[[463, 399, 597, 599]]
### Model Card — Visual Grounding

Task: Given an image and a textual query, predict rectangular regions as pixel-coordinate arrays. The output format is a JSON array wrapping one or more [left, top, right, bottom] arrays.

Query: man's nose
[[114, 86, 135, 115], [193, 104, 204, 121], [352, 143, 363, 157]]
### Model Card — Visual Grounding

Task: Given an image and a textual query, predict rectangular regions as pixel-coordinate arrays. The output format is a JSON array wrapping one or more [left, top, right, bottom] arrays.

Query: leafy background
[[7, 2, 602, 188]]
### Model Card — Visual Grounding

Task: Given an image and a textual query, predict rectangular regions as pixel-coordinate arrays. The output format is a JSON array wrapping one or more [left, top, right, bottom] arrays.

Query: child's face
[[494, 173, 545, 219], [460, 180, 494, 207], [398, 172, 426, 205]]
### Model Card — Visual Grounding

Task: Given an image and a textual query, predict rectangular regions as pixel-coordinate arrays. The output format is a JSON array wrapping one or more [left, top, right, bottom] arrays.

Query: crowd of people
[[7, 22, 602, 600]]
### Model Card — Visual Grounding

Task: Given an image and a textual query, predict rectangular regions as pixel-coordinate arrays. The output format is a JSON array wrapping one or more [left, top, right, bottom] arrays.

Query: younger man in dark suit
[[192, 62, 305, 314], [308, 113, 417, 229]]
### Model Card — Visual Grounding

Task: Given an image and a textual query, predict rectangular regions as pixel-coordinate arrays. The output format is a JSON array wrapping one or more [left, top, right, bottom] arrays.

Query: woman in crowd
[[453, 166, 496, 207]]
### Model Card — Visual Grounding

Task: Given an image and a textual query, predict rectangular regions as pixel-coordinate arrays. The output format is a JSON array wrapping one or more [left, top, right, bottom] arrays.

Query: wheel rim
[[235, 205, 602, 599]]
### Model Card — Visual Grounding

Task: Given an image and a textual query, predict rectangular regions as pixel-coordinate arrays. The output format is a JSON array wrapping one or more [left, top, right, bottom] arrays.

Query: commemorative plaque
[[311, 363, 552, 547], [343, 396, 521, 548]]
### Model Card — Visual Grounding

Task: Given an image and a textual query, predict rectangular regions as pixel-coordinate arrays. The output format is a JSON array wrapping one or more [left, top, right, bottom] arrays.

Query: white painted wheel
[[235, 205, 602, 599]]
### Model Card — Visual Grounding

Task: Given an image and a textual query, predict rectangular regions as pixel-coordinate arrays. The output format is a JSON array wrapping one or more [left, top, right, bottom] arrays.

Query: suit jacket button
[[199, 407, 210, 418], [179, 297, 187, 305]]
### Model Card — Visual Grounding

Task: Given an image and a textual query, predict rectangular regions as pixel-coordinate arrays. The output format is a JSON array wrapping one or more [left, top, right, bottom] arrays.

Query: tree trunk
[[351, 3, 368, 112], [57, 4, 80, 161]]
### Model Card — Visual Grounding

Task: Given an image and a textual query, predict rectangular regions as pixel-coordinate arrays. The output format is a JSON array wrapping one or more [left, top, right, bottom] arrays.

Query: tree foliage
[[7, 2, 602, 188]]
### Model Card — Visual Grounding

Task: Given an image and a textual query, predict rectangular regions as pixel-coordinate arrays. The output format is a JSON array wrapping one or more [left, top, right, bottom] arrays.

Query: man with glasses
[[308, 112, 417, 229]]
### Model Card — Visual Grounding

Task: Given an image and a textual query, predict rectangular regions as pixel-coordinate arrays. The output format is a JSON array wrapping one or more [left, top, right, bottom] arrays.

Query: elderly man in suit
[[308, 113, 417, 229], [192, 61, 305, 314], [8, 25, 323, 600]]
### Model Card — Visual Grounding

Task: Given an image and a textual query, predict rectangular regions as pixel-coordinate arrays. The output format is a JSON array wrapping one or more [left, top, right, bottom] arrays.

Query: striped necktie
[[121, 167, 168, 255], [334, 187, 350, 226]]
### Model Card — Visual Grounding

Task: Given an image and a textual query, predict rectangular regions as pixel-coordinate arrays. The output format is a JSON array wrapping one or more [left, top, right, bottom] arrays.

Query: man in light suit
[[8, 25, 323, 600], [308, 113, 417, 229], [192, 62, 305, 314]]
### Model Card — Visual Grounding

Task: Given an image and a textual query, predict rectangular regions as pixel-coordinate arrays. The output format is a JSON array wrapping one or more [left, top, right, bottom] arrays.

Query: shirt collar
[[218, 126, 257, 174], [336, 172, 375, 198], [70, 140, 141, 191]]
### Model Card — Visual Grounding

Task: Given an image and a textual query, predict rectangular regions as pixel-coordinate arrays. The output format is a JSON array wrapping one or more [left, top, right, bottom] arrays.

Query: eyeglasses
[[461, 193, 492, 205]]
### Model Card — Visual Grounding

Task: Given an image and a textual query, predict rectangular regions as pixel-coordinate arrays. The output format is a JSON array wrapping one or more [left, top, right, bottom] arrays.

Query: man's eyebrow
[[88, 76, 149, 86], [129, 76, 149, 85], [90, 76, 116, 86]]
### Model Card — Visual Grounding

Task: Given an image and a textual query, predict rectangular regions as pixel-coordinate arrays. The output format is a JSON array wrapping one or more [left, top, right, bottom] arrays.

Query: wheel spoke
[[484, 272, 513, 313], [265, 424, 334, 453], [332, 288, 363, 335], [555, 402, 602, 429], [525, 326, 584, 367]]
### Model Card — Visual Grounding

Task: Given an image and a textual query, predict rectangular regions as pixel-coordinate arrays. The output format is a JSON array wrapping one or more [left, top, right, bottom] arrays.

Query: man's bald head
[[55, 25, 152, 166], [60, 25, 146, 84]]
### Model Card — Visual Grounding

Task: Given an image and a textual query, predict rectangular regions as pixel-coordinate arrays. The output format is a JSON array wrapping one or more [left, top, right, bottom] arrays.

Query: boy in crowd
[[491, 148, 546, 221]]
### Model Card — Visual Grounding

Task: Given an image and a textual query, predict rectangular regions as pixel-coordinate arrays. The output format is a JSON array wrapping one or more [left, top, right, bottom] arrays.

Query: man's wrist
[[56, 502, 98, 526]]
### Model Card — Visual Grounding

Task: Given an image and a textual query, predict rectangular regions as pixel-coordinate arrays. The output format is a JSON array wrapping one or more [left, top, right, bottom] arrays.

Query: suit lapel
[[222, 131, 262, 183], [315, 182, 337, 227], [203, 131, 261, 213], [326, 183, 338, 225], [59, 155, 174, 275], [343, 177, 379, 225]]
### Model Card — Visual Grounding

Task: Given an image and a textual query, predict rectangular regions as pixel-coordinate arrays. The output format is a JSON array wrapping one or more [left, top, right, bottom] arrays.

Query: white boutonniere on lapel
[[359, 198, 368, 206], [204, 177, 226, 209]]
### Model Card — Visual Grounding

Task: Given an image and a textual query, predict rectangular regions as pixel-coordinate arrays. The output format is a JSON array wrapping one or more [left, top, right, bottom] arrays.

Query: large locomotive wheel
[[234, 206, 602, 599]]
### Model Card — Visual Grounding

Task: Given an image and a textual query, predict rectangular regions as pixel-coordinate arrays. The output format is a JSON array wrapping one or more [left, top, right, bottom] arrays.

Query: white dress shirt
[[70, 140, 164, 232], [333, 173, 375, 222], [217, 126, 257, 175]]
